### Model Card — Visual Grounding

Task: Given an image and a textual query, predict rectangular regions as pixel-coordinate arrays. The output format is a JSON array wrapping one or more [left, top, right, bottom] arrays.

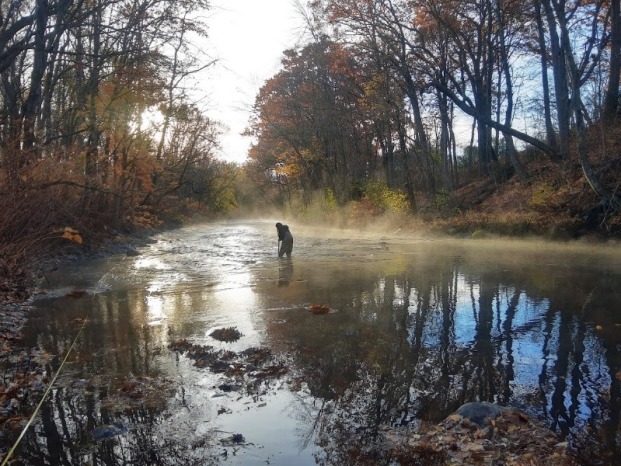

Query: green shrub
[[433, 191, 451, 211], [324, 188, 338, 211], [362, 181, 409, 214]]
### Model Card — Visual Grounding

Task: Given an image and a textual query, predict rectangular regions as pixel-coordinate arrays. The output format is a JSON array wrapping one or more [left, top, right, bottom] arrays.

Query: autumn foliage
[[244, 0, 620, 236], [0, 0, 238, 268]]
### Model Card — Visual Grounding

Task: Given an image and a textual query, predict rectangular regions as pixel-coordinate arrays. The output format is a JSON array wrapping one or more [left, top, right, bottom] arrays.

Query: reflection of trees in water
[[539, 274, 621, 462], [16, 248, 621, 464], [276, 256, 621, 463], [29, 291, 164, 377], [23, 394, 216, 465], [17, 291, 219, 466]]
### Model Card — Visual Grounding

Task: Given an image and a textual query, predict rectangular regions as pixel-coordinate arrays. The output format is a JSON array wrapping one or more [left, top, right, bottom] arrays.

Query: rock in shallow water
[[455, 401, 506, 426], [92, 422, 128, 441]]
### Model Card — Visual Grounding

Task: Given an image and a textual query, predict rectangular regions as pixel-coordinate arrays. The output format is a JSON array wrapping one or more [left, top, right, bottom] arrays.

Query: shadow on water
[[7, 220, 621, 464]]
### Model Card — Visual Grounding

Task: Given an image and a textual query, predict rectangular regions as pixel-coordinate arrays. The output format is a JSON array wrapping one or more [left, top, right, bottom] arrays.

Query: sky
[[200, 0, 304, 165]]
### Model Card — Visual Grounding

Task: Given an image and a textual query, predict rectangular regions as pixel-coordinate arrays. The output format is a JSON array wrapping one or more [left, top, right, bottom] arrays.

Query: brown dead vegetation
[[383, 409, 577, 466], [406, 132, 621, 240], [308, 304, 332, 314]]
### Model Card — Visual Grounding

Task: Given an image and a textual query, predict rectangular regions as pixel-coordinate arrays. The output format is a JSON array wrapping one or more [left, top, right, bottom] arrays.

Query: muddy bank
[[1, 253, 47, 441]]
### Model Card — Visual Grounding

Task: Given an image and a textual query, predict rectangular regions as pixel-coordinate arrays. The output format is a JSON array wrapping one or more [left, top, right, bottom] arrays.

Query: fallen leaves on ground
[[101, 375, 175, 411], [383, 409, 578, 465]]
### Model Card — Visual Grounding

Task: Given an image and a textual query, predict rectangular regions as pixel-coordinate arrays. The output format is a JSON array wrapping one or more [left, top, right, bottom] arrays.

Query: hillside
[[414, 132, 621, 241]]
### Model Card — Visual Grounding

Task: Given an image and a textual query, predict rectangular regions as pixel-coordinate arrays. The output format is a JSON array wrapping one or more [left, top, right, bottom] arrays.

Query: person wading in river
[[276, 222, 293, 258]]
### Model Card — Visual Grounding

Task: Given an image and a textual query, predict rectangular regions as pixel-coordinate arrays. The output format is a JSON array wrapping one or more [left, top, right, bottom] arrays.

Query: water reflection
[[9, 223, 621, 464], [17, 290, 215, 465], [254, 240, 621, 464], [278, 258, 294, 287]]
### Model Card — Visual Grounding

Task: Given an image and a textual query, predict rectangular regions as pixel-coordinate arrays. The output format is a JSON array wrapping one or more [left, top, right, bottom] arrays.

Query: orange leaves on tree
[[247, 39, 367, 186]]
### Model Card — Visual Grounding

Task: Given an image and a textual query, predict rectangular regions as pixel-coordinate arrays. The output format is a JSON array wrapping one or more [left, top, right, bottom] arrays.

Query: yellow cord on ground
[[1, 316, 88, 466]]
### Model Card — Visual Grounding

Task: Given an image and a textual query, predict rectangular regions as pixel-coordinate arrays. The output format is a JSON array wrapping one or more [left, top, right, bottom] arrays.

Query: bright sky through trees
[[204, 0, 301, 164]]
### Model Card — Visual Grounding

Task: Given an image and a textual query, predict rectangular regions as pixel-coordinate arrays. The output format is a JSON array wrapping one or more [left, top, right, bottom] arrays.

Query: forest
[[1, 0, 620, 276], [244, 0, 621, 237], [0, 0, 238, 273], [1, 2, 621, 464]]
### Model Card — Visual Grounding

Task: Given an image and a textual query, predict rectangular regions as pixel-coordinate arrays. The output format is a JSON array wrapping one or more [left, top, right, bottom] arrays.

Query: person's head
[[276, 222, 282, 228]]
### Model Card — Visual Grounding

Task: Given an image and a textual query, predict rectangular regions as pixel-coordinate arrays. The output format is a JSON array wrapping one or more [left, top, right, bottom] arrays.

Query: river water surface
[[11, 220, 621, 464]]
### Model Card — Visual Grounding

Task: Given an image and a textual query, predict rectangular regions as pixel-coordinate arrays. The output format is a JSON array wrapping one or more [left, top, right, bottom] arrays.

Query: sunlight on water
[[145, 294, 166, 326], [134, 256, 170, 270]]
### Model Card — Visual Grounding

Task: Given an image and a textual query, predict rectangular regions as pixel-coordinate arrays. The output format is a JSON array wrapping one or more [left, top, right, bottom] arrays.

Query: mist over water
[[13, 220, 621, 464]]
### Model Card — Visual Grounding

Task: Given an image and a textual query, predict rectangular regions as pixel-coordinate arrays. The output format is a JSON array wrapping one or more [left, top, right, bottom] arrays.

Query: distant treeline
[[245, 0, 621, 217]]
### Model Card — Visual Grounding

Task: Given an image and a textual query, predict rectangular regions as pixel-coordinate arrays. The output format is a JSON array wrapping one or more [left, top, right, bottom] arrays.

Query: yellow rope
[[1, 316, 88, 466]]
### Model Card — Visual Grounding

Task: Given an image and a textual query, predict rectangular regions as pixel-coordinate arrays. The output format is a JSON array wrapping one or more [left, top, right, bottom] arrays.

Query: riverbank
[[266, 152, 620, 242], [1, 255, 49, 440], [380, 403, 578, 465]]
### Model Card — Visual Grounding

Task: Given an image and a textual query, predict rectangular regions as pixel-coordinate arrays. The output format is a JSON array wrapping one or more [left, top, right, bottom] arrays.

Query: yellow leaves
[[361, 74, 397, 115], [529, 182, 558, 210], [274, 163, 287, 177], [55, 227, 84, 245], [273, 152, 307, 180]]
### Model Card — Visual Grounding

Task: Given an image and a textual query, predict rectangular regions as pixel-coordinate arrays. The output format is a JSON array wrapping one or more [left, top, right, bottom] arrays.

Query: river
[[8, 220, 621, 464]]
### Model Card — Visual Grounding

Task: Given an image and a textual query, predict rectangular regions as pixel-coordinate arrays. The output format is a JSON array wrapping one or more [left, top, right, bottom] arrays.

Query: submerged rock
[[220, 433, 245, 446], [209, 327, 242, 342], [92, 422, 128, 441], [217, 383, 241, 392]]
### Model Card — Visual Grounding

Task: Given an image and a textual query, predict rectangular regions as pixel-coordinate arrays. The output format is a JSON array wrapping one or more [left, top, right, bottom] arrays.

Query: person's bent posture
[[276, 222, 293, 257]]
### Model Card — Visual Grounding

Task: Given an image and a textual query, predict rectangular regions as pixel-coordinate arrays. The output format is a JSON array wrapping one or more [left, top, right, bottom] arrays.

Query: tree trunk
[[495, 0, 528, 182], [397, 114, 417, 212], [534, 1, 560, 158], [438, 89, 453, 190], [85, 1, 103, 178], [604, 0, 621, 121], [541, 0, 571, 160], [21, 0, 49, 153]]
